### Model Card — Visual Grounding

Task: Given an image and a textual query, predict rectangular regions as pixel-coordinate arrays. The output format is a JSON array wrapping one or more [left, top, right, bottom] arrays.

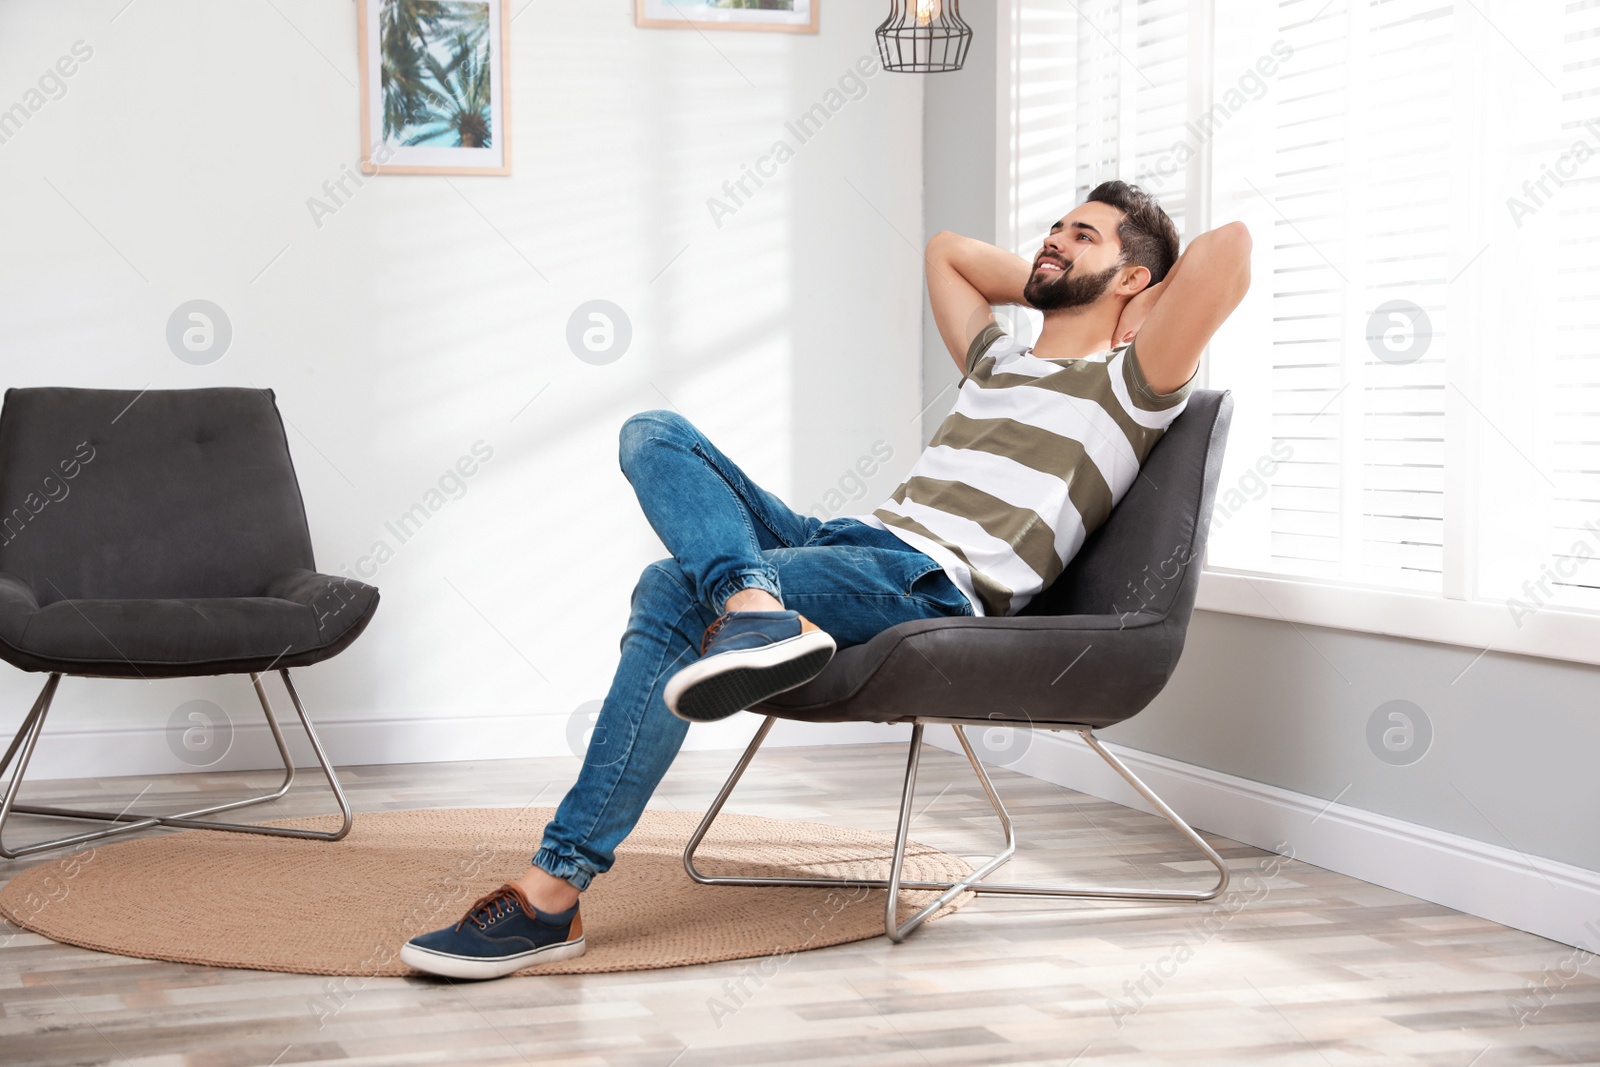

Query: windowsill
[[1195, 567, 1600, 669]]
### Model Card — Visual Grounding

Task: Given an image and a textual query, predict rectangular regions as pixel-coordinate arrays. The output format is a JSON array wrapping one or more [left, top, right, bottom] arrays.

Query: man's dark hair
[[1085, 180, 1179, 286]]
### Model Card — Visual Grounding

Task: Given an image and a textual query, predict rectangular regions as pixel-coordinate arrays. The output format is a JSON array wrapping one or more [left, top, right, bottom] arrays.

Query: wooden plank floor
[[1, 741, 1596, 1067]]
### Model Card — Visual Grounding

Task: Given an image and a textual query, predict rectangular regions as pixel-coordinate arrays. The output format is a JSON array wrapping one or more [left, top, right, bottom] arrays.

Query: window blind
[[1264, 0, 1456, 593], [1007, 0, 1600, 622], [1543, 0, 1600, 611]]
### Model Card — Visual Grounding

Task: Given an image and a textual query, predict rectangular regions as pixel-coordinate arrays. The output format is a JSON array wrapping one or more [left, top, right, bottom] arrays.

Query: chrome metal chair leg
[[0, 669, 353, 860], [0, 674, 63, 859], [0, 672, 60, 784], [884, 722, 925, 939], [684, 717, 984, 895], [683, 715, 1231, 942], [883, 723, 1018, 941]]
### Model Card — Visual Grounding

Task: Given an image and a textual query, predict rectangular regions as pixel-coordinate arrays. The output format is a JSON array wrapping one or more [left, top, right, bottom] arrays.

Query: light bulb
[[915, 0, 939, 26]]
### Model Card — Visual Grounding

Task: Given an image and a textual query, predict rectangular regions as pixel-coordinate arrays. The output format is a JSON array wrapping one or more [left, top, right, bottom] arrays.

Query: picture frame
[[356, 0, 512, 176], [635, 0, 819, 34]]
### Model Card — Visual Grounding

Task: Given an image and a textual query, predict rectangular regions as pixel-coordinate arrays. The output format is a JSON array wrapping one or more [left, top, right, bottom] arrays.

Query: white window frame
[[1195, 568, 1600, 668], [992, 0, 1600, 669]]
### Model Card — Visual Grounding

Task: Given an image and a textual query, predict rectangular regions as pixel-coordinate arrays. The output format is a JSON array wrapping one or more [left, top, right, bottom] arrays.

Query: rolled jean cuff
[[707, 567, 782, 612], [530, 846, 595, 892]]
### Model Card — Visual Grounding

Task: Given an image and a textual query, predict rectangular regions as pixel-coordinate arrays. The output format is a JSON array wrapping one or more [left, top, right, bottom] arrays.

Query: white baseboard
[[9, 709, 908, 783], [927, 728, 1600, 953]]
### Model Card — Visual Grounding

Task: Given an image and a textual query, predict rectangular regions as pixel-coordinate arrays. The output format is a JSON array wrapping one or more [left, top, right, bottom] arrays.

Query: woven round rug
[[0, 806, 974, 976]]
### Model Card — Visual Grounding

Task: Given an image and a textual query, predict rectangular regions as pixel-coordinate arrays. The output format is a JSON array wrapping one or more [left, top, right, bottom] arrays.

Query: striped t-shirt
[[850, 322, 1195, 617]]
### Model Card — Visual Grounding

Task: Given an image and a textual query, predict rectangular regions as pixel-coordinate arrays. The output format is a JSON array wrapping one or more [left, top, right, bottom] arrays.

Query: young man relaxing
[[401, 181, 1252, 979]]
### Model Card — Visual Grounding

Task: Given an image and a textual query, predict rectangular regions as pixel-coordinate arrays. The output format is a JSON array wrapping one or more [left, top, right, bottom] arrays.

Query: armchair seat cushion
[[754, 611, 1173, 730], [0, 570, 377, 679]]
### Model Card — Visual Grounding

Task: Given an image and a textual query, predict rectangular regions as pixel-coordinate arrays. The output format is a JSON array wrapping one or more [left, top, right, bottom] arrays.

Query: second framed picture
[[635, 1, 819, 34], [357, 0, 512, 175]]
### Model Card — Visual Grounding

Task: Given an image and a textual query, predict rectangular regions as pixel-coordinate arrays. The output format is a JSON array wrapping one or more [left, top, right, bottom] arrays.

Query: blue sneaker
[[399, 882, 585, 980], [664, 609, 836, 723]]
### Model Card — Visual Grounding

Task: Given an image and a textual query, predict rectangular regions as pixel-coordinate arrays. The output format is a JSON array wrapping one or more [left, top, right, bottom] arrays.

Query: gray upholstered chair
[[685, 389, 1235, 940], [0, 387, 379, 859]]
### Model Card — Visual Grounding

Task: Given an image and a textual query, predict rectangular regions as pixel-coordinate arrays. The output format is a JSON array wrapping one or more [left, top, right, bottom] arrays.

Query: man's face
[[1022, 201, 1129, 311]]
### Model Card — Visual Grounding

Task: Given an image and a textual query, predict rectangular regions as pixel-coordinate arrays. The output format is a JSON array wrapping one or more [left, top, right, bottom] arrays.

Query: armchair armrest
[[266, 569, 379, 638]]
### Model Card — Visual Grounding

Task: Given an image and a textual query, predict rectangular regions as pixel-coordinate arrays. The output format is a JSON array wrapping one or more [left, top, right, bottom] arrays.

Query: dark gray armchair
[[685, 389, 1235, 940], [0, 387, 378, 859]]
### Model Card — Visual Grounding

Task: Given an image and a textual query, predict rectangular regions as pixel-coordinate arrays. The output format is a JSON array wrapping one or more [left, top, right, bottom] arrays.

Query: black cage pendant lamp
[[876, 0, 973, 73]]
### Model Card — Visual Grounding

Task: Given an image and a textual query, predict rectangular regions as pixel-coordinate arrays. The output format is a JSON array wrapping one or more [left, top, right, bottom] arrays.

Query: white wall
[[0, 0, 925, 779]]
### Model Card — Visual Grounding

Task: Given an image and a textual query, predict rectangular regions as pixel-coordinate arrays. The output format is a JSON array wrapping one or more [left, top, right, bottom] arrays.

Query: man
[[400, 181, 1251, 979]]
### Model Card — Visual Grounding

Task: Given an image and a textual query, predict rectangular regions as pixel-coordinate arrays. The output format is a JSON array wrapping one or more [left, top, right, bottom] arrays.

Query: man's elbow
[[1205, 220, 1252, 257], [1199, 221, 1252, 296], [928, 228, 968, 261]]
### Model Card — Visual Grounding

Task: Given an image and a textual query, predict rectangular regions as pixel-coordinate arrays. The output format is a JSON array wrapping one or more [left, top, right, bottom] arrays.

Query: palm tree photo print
[[380, 0, 493, 149]]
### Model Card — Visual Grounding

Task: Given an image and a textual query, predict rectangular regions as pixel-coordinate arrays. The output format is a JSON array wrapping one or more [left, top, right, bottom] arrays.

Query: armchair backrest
[[0, 387, 317, 604], [1021, 388, 1233, 623]]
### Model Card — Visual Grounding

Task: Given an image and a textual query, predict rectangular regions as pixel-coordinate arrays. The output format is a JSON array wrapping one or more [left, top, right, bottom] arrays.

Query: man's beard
[[1023, 260, 1121, 311]]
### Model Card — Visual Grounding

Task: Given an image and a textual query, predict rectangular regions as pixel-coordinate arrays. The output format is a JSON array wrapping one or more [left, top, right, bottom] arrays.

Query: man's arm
[[926, 230, 1032, 373], [1114, 221, 1252, 395]]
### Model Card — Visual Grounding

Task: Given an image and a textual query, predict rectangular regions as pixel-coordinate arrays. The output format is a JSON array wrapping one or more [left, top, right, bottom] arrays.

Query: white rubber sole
[[398, 935, 587, 980], [664, 628, 837, 723]]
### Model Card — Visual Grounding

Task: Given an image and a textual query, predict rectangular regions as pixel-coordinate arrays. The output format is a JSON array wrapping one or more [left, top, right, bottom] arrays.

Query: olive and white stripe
[[852, 323, 1193, 617]]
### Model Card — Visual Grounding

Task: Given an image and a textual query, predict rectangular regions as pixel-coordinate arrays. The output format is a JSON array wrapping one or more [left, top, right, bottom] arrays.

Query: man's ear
[[1119, 264, 1152, 296]]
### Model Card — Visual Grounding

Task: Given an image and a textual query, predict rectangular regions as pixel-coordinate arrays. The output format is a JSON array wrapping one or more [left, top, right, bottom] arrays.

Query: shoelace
[[699, 612, 735, 655], [456, 884, 524, 931]]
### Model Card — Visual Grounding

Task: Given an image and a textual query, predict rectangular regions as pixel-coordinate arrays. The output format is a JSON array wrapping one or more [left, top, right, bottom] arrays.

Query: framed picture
[[635, 0, 819, 34], [357, 0, 511, 175]]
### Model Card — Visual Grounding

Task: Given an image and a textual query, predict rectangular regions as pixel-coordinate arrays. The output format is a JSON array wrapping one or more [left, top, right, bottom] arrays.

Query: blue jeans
[[531, 410, 974, 890]]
